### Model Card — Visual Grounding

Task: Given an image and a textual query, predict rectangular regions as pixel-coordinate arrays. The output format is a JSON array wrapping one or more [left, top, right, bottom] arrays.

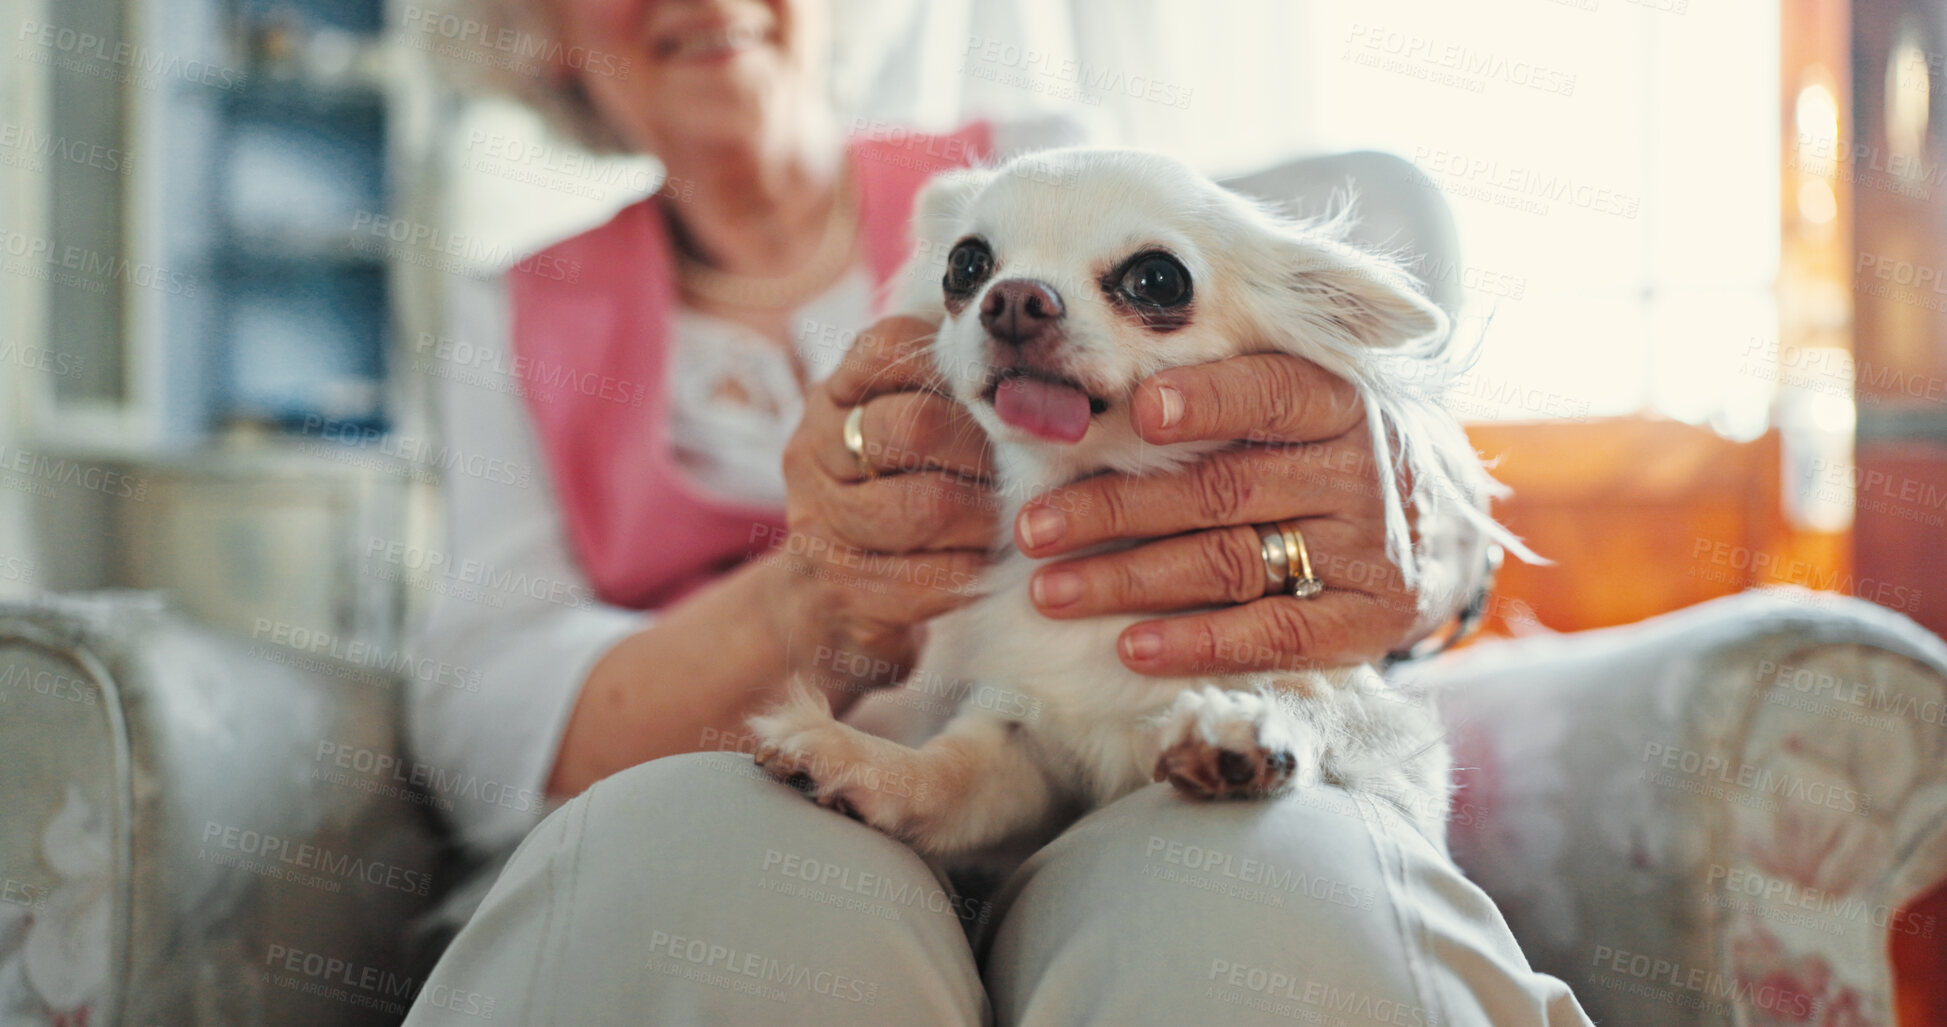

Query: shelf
[[217, 230, 390, 271]]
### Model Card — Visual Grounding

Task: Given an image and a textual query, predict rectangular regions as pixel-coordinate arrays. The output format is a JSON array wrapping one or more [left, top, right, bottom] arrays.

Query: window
[[838, 0, 1784, 431]]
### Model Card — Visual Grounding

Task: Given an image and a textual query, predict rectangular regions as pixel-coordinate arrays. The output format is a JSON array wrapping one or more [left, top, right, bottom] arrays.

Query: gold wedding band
[[842, 404, 874, 479], [1279, 520, 1324, 599], [1254, 519, 1324, 599]]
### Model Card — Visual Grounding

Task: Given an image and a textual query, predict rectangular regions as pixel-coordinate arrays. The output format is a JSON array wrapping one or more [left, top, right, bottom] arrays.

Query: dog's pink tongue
[[994, 377, 1092, 443]]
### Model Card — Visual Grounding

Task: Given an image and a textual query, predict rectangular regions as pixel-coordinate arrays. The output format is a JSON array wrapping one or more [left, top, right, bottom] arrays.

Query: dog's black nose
[[980, 279, 1064, 346]]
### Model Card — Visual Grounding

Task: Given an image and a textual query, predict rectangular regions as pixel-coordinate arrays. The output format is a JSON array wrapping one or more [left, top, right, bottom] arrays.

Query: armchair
[[1, 588, 1943, 1025]]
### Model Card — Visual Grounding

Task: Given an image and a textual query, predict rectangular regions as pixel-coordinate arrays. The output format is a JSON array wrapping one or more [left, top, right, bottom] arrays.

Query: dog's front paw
[[750, 686, 852, 808], [750, 686, 900, 826], [1152, 687, 1316, 800]]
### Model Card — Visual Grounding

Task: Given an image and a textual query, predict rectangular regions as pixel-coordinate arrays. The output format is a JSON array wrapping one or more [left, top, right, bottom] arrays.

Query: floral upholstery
[[1422, 588, 1947, 1027], [0, 594, 443, 1027]]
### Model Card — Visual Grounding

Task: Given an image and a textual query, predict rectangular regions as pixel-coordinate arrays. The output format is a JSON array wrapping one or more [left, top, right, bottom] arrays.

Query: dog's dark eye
[[944, 238, 994, 296], [1119, 252, 1191, 308]]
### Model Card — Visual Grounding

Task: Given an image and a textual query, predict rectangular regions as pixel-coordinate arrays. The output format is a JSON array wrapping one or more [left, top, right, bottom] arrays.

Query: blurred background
[[0, 0, 1941, 653]]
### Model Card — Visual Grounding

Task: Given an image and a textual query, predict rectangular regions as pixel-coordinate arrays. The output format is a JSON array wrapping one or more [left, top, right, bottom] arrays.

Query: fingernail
[[1018, 507, 1066, 550], [1156, 383, 1184, 430], [1122, 628, 1164, 662], [1031, 569, 1082, 608]]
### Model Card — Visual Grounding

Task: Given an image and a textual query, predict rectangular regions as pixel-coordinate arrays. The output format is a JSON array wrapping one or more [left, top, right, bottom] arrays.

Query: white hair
[[404, 0, 631, 152]]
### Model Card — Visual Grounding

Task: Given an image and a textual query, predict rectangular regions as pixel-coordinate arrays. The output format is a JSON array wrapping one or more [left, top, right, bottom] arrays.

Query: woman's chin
[[662, 105, 767, 148], [654, 81, 816, 149]]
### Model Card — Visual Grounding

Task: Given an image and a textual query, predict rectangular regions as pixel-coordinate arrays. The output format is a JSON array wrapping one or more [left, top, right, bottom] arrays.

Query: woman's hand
[[769, 316, 997, 711], [1012, 353, 1464, 675]]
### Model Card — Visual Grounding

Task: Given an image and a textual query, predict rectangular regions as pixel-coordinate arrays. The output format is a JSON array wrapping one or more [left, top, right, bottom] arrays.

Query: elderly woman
[[402, 0, 1590, 1023]]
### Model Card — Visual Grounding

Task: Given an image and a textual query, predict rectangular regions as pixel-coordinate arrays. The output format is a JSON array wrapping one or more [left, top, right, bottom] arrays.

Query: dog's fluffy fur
[[751, 148, 1508, 859]]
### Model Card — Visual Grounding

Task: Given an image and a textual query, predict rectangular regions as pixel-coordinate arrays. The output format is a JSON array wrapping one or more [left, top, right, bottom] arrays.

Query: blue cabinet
[[209, 0, 392, 432]]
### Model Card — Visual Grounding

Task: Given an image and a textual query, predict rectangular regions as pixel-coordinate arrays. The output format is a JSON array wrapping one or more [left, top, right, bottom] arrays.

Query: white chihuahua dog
[[752, 148, 1510, 859]]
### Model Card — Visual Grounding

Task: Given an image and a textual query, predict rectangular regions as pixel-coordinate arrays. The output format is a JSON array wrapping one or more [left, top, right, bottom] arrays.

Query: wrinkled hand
[[772, 316, 996, 710], [1013, 353, 1445, 675]]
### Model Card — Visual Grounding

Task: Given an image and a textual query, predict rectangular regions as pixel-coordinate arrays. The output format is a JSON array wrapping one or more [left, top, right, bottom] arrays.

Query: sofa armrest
[[1420, 589, 1947, 1027], [0, 594, 447, 1026]]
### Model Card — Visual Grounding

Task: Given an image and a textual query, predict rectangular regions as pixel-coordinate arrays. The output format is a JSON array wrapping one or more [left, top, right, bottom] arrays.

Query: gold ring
[[842, 404, 874, 479], [1254, 523, 1292, 597], [1277, 520, 1324, 599]]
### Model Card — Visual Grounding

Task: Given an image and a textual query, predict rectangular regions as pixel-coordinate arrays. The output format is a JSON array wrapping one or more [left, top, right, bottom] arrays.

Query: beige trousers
[[402, 752, 1591, 1026]]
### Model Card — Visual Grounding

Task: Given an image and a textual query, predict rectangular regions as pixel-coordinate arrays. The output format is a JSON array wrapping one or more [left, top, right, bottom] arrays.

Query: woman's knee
[[587, 749, 770, 815], [992, 780, 1428, 939], [983, 783, 1469, 1026], [412, 751, 990, 1025], [569, 750, 943, 883]]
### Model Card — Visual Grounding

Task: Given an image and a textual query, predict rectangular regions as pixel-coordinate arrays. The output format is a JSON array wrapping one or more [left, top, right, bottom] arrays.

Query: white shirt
[[409, 268, 875, 852], [665, 272, 871, 507]]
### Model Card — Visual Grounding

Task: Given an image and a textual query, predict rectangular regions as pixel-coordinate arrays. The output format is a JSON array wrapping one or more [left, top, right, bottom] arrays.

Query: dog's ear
[[889, 167, 999, 320], [1273, 234, 1448, 353]]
